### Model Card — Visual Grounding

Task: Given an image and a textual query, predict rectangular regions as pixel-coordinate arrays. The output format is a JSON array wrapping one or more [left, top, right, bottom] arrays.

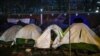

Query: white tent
[[60, 23, 100, 48], [35, 24, 63, 49], [0, 25, 22, 42], [15, 24, 42, 42]]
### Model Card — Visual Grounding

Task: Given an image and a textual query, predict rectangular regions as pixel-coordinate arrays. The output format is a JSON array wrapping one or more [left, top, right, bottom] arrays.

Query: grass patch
[[57, 43, 100, 52]]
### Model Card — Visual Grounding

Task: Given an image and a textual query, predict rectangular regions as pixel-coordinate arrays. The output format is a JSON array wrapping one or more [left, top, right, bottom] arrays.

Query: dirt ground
[[0, 47, 100, 56]]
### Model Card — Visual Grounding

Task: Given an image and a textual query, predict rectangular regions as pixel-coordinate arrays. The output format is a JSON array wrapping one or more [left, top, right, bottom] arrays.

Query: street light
[[64, 13, 67, 16], [30, 14, 32, 16], [95, 10, 99, 13], [75, 13, 78, 16], [51, 13, 54, 16], [40, 8, 43, 12]]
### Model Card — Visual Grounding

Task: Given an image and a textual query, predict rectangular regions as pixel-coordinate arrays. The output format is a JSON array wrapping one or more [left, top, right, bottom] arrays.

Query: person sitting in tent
[[14, 24, 42, 46], [58, 18, 100, 51], [35, 24, 63, 49]]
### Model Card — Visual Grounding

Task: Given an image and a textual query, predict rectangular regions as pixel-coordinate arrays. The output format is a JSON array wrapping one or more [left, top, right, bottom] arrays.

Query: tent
[[59, 23, 100, 48], [35, 24, 63, 49], [0, 25, 22, 42], [14, 24, 42, 44]]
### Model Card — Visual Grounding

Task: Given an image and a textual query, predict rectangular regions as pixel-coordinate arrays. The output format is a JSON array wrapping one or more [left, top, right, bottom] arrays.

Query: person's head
[[74, 18, 83, 23]]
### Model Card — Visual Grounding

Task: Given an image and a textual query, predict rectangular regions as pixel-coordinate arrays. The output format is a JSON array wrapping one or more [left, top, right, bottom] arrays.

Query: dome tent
[[35, 24, 63, 49], [58, 23, 100, 52], [14, 24, 42, 45], [61, 23, 100, 46], [0, 25, 22, 42]]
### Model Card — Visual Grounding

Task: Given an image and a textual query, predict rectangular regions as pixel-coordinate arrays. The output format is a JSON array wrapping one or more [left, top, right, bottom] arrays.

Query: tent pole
[[68, 0, 71, 56]]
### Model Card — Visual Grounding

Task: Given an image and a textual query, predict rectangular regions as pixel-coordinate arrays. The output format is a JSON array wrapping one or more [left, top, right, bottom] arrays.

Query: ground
[[0, 46, 100, 56]]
